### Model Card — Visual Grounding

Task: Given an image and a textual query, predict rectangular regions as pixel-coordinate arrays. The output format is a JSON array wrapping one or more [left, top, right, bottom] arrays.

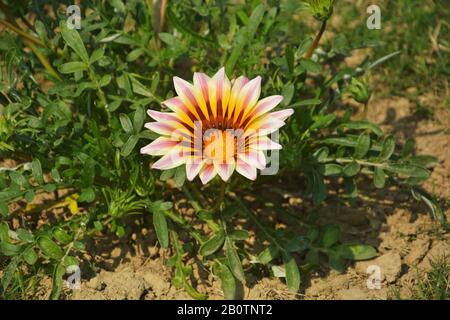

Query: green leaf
[[343, 161, 360, 177], [328, 251, 346, 272], [63, 256, 78, 267], [300, 59, 321, 73], [0, 201, 8, 216], [9, 171, 26, 186], [24, 190, 35, 203], [50, 263, 66, 300], [99, 75, 112, 87], [296, 37, 313, 57], [385, 163, 430, 179], [256, 244, 279, 264], [121, 135, 139, 156], [60, 21, 89, 63], [338, 121, 383, 137], [0, 222, 10, 242], [379, 135, 395, 160], [126, 48, 144, 62], [119, 113, 133, 133], [323, 164, 343, 176], [0, 242, 22, 256], [166, 6, 214, 44], [373, 167, 385, 189], [17, 228, 34, 243], [37, 237, 64, 260], [225, 4, 264, 74], [23, 247, 38, 265], [79, 187, 96, 203], [335, 244, 377, 261], [283, 253, 300, 292], [1, 258, 18, 292], [225, 237, 245, 283], [228, 229, 249, 241], [133, 106, 145, 132], [290, 98, 322, 108], [53, 228, 72, 244], [213, 262, 236, 300], [354, 132, 371, 158], [183, 281, 208, 300], [199, 230, 225, 256], [305, 249, 319, 265], [321, 224, 341, 248], [281, 82, 295, 106], [90, 47, 105, 64], [58, 61, 87, 74], [153, 210, 169, 248], [31, 158, 44, 185]]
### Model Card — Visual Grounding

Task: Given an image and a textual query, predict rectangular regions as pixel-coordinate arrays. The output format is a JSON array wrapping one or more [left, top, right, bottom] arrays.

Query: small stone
[[86, 277, 100, 290]]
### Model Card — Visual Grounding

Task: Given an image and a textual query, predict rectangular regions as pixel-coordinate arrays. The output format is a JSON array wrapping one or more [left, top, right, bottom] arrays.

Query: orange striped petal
[[234, 76, 262, 125], [227, 76, 249, 122]]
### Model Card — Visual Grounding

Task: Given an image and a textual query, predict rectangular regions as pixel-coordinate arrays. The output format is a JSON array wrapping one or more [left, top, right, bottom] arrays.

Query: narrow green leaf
[[354, 132, 371, 159], [338, 121, 383, 137], [60, 21, 89, 63], [121, 135, 139, 156], [323, 164, 343, 176], [225, 237, 245, 283], [213, 262, 236, 300], [119, 113, 133, 133], [228, 229, 249, 241], [17, 229, 34, 243], [283, 253, 300, 292], [183, 281, 208, 300], [23, 247, 38, 265], [321, 224, 341, 248], [343, 161, 360, 177], [50, 263, 66, 300], [373, 167, 385, 188], [336, 244, 377, 261], [379, 135, 395, 160], [153, 210, 169, 248], [133, 106, 145, 132], [256, 244, 280, 264], [58, 61, 87, 74], [53, 228, 72, 244], [31, 158, 44, 185], [199, 230, 225, 256]]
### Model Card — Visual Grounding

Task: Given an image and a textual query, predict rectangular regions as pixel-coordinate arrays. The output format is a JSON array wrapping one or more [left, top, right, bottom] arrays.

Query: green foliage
[[0, 0, 446, 300]]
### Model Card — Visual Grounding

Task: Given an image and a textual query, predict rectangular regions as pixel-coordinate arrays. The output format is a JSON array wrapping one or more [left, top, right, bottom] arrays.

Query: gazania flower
[[140, 67, 294, 184]]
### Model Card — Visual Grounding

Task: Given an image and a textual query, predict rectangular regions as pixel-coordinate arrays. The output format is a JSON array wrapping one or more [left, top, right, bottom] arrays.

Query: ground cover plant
[[0, 0, 448, 300]]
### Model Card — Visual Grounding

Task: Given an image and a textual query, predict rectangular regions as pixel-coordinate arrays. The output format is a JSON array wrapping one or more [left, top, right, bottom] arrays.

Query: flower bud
[[347, 77, 371, 104], [301, 0, 334, 21]]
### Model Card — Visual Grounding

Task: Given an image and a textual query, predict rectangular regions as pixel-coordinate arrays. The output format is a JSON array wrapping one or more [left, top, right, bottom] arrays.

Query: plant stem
[[0, 20, 44, 47], [213, 182, 226, 212], [164, 210, 205, 244], [233, 195, 286, 253], [304, 19, 327, 60], [183, 184, 220, 232]]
